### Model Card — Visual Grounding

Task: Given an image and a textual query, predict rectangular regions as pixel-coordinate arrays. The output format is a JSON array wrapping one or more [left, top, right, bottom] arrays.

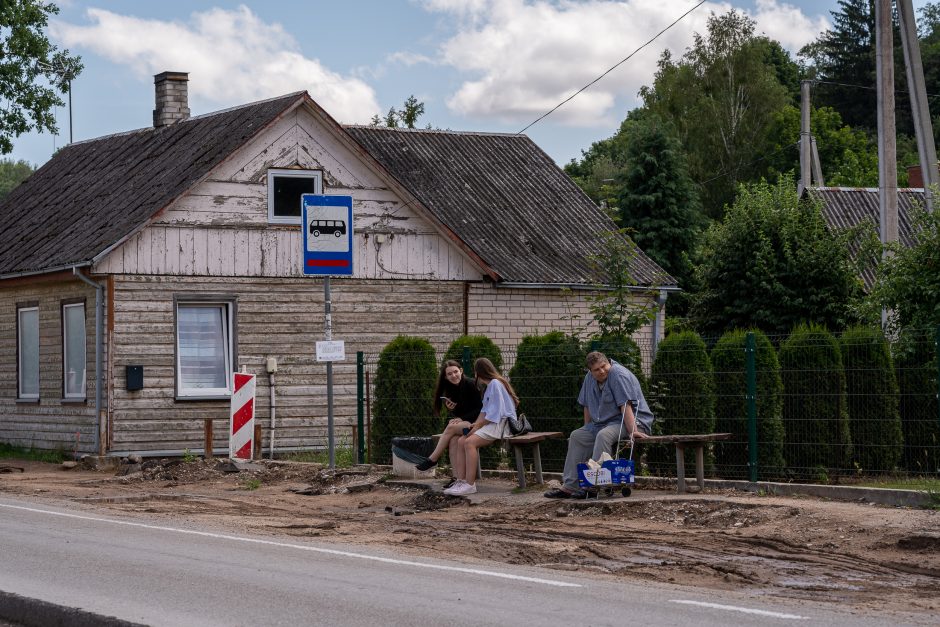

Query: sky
[[8, 0, 931, 168]]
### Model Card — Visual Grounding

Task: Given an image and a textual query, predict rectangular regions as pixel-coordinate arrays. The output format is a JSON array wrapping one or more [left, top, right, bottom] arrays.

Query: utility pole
[[876, 0, 898, 248], [898, 0, 937, 212], [800, 79, 812, 194]]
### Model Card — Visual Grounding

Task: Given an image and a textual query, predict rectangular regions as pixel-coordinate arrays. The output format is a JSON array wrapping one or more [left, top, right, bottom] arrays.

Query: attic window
[[267, 169, 323, 224]]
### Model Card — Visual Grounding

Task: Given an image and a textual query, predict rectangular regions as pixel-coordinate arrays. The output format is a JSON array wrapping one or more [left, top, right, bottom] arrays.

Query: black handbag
[[507, 412, 532, 436]]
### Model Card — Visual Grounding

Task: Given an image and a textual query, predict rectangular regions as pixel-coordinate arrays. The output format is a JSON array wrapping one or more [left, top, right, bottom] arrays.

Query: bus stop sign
[[301, 194, 353, 276]]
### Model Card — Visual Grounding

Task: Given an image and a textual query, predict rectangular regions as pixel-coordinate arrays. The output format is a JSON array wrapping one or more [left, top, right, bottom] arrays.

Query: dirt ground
[[1, 457, 938, 621]]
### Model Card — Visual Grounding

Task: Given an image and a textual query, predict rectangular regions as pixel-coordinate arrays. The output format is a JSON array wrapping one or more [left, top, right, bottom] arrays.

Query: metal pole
[[325, 276, 334, 468], [876, 0, 898, 330], [935, 326, 940, 430], [461, 346, 472, 375], [73, 268, 104, 455], [269, 372, 276, 459], [356, 351, 365, 464], [800, 79, 812, 193], [745, 332, 758, 482], [898, 0, 937, 212], [68, 78, 73, 144]]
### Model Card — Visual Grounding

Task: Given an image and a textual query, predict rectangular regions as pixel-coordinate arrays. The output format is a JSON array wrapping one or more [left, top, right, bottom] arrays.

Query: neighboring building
[[809, 187, 920, 289], [0, 72, 675, 456]]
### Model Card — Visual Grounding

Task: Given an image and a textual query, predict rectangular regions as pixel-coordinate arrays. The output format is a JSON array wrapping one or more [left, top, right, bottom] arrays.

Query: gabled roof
[[0, 92, 673, 289], [0, 92, 305, 277], [809, 187, 919, 288], [345, 126, 672, 287]]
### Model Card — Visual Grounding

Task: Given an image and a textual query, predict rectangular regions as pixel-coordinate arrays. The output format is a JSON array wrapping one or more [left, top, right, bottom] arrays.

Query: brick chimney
[[153, 71, 190, 127]]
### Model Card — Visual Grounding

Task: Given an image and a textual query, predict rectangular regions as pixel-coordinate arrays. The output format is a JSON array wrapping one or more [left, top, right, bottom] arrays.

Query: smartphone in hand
[[462, 427, 471, 436]]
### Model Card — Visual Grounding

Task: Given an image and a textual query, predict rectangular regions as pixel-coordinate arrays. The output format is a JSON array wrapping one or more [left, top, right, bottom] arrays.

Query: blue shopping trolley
[[576, 404, 636, 498]]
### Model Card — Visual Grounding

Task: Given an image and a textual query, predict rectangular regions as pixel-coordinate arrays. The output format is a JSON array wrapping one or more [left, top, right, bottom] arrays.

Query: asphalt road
[[0, 496, 917, 626]]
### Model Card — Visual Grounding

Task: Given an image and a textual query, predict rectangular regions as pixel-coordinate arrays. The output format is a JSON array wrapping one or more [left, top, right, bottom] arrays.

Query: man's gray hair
[[585, 351, 609, 368]]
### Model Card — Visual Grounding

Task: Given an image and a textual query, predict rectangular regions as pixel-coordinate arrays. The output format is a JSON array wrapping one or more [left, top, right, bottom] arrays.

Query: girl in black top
[[416, 360, 483, 471]]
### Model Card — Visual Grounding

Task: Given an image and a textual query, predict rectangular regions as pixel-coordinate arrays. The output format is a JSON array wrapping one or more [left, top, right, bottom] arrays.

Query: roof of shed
[[345, 126, 672, 287], [0, 92, 672, 288], [810, 187, 921, 288]]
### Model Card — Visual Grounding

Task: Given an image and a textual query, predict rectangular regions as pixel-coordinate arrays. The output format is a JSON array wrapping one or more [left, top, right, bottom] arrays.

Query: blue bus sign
[[301, 194, 353, 276]]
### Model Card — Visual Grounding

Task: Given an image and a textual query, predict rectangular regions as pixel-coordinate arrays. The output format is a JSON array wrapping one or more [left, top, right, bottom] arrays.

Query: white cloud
[[419, 0, 827, 126], [751, 0, 829, 52], [50, 6, 381, 124]]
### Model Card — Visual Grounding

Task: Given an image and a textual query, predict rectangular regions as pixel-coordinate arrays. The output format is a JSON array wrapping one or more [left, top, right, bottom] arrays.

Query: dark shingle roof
[[345, 126, 672, 287], [809, 187, 919, 288], [0, 92, 304, 276]]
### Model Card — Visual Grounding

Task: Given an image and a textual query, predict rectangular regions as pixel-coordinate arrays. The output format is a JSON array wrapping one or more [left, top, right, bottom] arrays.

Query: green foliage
[[585, 230, 660, 338], [0, 441, 66, 463], [895, 330, 940, 473], [640, 10, 793, 217], [647, 331, 716, 474], [710, 329, 786, 480], [764, 105, 879, 187], [0, 1, 83, 154], [370, 336, 438, 463], [182, 449, 197, 463], [839, 326, 902, 473], [0, 158, 34, 200], [866, 208, 940, 339], [509, 332, 585, 471], [371, 94, 426, 129], [779, 324, 852, 480], [690, 175, 862, 336], [443, 335, 502, 372], [241, 478, 261, 491], [615, 114, 703, 294]]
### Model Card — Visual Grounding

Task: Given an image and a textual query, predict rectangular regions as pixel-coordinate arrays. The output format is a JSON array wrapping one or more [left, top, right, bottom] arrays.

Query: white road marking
[[0, 502, 580, 588], [670, 599, 808, 620]]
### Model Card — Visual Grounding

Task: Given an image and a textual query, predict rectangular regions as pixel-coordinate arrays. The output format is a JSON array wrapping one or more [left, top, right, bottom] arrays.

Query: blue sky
[[9, 1, 931, 168]]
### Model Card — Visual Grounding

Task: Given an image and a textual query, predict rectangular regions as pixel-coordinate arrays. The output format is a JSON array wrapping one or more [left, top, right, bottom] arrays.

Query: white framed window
[[62, 302, 87, 399], [175, 300, 234, 399], [267, 168, 322, 224], [17, 305, 39, 400]]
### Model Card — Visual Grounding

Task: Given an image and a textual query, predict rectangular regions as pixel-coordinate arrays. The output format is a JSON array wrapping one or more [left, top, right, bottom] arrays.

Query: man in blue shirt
[[544, 351, 654, 498]]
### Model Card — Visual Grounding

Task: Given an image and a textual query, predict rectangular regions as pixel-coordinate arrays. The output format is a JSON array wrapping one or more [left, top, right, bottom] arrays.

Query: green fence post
[[589, 339, 600, 352], [462, 346, 472, 374], [936, 326, 940, 430], [745, 332, 758, 483], [357, 351, 365, 464]]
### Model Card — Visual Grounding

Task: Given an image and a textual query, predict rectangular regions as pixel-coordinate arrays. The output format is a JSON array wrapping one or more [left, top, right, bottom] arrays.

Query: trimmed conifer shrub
[[840, 326, 902, 474], [647, 331, 716, 475], [370, 336, 439, 464], [443, 335, 503, 372], [778, 324, 852, 481], [710, 330, 785, 480], [509, 331, 585, 471], [895, 330, 940, 473]]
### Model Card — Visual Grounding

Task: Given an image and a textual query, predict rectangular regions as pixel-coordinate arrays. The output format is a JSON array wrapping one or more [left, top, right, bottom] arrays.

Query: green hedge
[[840, 326, 902, 474], [587, 333, 645, 388], [779, 324, 852, 481], [895, 331, 940, 473], [711, 329, 785, 480], [509, 331, 585, 471], [370, 336, 439, 464], [444, 335, 503, 372], [647, 331, 716, 475]]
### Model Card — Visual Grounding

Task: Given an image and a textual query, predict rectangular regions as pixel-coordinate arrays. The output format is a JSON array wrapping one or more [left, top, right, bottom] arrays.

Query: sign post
[[302, 195, 353, 468]]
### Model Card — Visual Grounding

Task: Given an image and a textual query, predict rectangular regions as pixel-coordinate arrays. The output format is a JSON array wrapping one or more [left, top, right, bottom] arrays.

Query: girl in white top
[[444, 357, 519, 496]]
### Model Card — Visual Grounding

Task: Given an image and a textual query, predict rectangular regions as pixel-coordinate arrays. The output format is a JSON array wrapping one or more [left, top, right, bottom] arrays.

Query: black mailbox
[[126, 365, 143, 391]]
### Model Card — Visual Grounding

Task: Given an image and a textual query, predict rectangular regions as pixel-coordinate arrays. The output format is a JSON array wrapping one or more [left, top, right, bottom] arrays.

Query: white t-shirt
[[480, 379, 516, 423]]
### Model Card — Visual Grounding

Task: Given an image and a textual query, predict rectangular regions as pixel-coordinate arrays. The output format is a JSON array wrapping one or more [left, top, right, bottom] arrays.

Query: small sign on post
[[316, 340, 346, 362], [230, 372, 256, 460]]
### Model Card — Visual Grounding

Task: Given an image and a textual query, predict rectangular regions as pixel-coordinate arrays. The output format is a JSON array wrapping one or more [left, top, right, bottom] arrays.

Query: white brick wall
[[466, 283, 662, 365]]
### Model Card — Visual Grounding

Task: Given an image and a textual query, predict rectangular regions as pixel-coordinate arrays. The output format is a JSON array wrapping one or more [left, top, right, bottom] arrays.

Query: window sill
[[175, 395, 232, 402], [15, 398, 40, 404], [61, 398, 88, 404]]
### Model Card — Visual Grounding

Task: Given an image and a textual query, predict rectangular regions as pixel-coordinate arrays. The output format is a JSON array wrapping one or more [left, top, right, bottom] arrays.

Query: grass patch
[[282, 441, 356, 467], [242, 478, 261, 491], [854, 476, 940, 492], [0, 443, 68, 464]]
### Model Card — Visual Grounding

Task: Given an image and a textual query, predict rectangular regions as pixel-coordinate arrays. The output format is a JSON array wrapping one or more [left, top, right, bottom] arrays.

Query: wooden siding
[[0, 279, 102, 452], [108, 275, 464, 454], [93, 109, 482, 282]]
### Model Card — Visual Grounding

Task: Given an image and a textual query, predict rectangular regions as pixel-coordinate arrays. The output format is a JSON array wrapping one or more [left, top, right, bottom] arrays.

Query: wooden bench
[[625, 433, 732, 493], [433, 431, 564, 489]]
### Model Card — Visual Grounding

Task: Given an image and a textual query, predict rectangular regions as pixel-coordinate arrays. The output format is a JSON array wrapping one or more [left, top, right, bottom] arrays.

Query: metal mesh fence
[[358, 327, 939, 484]]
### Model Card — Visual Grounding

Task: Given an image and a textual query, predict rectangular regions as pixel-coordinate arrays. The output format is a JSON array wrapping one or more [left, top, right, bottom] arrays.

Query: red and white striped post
[[230, 372, 256, 460]]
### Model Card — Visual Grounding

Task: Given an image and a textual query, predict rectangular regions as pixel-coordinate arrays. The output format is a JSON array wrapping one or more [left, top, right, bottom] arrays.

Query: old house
[[0, 72, 674, 457]]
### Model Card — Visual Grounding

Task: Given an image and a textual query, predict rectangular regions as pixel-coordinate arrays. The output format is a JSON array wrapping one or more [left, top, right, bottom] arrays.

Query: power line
[[814, 79, 940, 101], [516, 0, 707, 135], [696, 142, 800, 187]]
